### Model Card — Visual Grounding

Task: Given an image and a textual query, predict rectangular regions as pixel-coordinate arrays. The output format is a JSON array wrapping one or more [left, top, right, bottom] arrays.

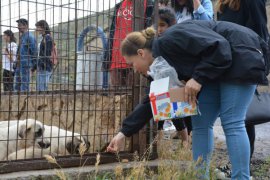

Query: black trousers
[[2, 69, 14, 91], [246, 124, 255, 159]]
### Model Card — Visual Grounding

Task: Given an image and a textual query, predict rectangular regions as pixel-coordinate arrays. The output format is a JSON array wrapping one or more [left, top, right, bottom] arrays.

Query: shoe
[[215, 164, 253, 180], [214, 168, 229, 180], [215, 164, 231, 180]]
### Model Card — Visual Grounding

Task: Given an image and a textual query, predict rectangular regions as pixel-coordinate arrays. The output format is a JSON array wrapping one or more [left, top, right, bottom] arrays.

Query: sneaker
[[214, 168, 230, 180], [215, 164, 253, 180], [215, 164, 231, 180], [162, 120, 176, 139]]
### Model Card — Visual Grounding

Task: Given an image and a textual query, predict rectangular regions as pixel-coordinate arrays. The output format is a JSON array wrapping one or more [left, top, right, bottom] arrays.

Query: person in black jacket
[[216, 0, 269, 163], [107, 20, 268, 179], [216, 0, 269, 177], [34, 20, 53, 91]]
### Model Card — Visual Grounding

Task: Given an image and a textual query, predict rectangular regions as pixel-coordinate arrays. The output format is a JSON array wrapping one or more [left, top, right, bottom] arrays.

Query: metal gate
[[0, 0, 156, 174]]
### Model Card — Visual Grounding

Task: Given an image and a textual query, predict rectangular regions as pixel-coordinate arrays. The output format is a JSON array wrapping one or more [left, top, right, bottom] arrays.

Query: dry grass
[[45, 132, 217, 180], [44, 154, 68, 180]]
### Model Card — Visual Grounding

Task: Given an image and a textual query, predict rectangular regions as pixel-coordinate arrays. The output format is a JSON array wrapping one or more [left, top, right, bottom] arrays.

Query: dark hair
[[121, 27, 156, 56], [16, 18, 28, 26], [3, 30, 16, 43], [216, 0, 241, 13], [35, 20, 51, 34], [171, 0, 194, 14], [159, 0, 169, 6], [159, 7, 176, 26]]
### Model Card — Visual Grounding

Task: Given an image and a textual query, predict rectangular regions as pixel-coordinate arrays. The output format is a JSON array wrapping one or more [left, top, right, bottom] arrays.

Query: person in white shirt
[[2, 30, 17, 91]]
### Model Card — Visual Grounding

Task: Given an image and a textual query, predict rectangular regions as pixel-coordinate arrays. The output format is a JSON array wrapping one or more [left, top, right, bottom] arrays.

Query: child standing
[[157, 7, 191, 143], [103, 0, 153, 87]]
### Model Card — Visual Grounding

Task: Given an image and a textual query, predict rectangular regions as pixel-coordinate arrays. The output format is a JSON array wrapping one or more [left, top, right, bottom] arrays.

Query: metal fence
[[0, 0, 156, 173]]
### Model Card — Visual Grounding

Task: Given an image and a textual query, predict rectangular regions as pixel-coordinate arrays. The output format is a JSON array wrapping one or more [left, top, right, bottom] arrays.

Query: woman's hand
[[107, 132, 125, 153], [193, 0, 201, 11], [184, 78, 202, 104]]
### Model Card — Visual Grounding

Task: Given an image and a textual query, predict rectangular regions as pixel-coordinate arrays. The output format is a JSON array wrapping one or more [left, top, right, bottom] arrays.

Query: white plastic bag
[[147, 56, 183, 88]]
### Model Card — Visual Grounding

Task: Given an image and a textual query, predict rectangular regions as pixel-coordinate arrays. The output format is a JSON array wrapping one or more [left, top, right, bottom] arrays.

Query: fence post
[[131, 0, 148, 156], [0, 0, 2, 97], [71, 0, 79, 151]]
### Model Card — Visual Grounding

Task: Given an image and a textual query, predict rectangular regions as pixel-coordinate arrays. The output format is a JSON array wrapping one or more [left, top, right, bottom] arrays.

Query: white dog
[[7, 125, 90, 160], [0, 119, 47, 161]]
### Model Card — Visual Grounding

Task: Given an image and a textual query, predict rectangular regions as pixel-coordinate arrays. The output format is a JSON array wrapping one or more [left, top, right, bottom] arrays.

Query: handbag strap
[[255, 88, 259, 96]]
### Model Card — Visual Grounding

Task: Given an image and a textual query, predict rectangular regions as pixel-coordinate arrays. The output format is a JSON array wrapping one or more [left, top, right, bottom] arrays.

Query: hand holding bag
[[245, 90, 270, 126]]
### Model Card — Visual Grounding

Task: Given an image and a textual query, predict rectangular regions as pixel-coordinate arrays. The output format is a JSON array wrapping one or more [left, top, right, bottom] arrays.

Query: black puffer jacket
[[217, 0, 268, 42], [153, 20, 268, 85], [33, 34, 53, 72], [121, 20, 268, 137]]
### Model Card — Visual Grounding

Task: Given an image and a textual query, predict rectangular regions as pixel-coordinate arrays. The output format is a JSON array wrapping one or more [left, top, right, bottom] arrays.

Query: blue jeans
[[14, 67, 30, 92], [36, 70, 51, 91], [192, 82, 256, 180]]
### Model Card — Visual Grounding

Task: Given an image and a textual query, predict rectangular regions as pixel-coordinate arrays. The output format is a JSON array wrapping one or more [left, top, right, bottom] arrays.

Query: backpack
[[46, 34, 58, 66], [51, 41, 58, 66]]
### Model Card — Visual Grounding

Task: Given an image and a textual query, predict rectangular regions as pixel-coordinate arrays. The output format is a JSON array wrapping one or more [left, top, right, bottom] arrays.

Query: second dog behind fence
[[0, 119, 90, 161]]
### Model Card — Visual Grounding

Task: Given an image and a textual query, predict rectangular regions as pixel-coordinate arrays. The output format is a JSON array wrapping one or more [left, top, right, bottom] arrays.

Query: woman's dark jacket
[[120, 20, 268, 137], [217, 0, 268, 42], [153, 20, 268, 85], [34, 34, 53, 71], [102, 0, 154, 70]]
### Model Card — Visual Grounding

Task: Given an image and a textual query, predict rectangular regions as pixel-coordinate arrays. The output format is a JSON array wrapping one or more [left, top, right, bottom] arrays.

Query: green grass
[[253, 157, 270, 178]]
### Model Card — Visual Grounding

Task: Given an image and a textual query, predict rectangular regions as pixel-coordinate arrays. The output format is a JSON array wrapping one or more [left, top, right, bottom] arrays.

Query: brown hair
[[3, 30, 16, 43], [35, 20, 51, 34], [216, 0, 241, 13], [121, 27, 156, 56]]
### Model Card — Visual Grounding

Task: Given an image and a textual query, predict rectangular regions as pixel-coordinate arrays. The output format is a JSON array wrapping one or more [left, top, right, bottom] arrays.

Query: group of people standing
[[2, 19, 54, 92], [106, 0, 269, 180]]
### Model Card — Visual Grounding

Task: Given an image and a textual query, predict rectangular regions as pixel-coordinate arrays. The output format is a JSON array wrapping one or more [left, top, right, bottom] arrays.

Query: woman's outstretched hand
[[184, 78, 202, 105], [107, 132, 125, 153]]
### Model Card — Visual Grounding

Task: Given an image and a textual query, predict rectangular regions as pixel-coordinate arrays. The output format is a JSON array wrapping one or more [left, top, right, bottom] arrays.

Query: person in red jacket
[[103, 0, 153, 87]]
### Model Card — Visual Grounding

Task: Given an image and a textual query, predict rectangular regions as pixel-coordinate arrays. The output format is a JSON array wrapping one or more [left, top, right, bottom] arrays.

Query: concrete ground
[[214, 119, 270, 160]]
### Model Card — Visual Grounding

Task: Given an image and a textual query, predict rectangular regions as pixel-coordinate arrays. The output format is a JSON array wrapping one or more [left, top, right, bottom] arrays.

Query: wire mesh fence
[[0, 0, 155, 172]]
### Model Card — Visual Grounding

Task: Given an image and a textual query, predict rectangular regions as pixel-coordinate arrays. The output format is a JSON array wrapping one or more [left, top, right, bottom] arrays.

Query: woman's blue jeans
[[14, 67, 30, 92], [192, 82, 256, 180], [36, 70, 51, 91]]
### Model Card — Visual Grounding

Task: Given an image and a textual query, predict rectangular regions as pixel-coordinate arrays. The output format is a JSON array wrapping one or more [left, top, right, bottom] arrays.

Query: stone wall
[[0, 93, 132, 153]]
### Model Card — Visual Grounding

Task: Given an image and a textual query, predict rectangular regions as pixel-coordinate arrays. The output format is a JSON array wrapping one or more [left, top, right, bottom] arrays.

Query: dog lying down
[[0, 120, 90, 160], [0, 119, 46, 161]]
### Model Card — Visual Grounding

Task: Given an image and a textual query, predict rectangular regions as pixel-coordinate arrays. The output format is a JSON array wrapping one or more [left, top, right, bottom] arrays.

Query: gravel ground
[[214, 119, 270, 179]]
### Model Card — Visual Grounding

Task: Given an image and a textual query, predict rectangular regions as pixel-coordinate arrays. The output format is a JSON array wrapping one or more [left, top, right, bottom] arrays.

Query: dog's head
[[18, 119, 49, 148], [66, 136, 90, 155]]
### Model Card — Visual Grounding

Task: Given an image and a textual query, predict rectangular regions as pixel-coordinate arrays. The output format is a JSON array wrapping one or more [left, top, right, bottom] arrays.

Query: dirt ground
[[214, 119, 270, 179]]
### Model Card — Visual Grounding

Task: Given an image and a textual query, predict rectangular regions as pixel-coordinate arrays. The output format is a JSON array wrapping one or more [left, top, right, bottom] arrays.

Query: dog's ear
[[18, 124, 26, 139], [82, 136, 90, 151], [66, 141, 74, 154]]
